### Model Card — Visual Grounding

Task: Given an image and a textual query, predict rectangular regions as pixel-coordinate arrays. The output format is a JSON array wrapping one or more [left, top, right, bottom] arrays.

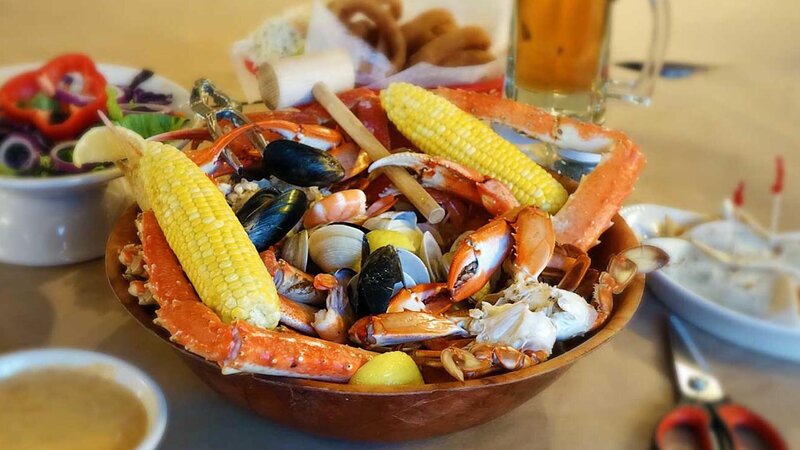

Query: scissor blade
[[668, 316, 726, 403]]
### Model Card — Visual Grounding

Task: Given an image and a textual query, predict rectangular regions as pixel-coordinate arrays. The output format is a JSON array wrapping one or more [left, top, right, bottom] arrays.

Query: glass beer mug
[[506, 0, 670, 124]]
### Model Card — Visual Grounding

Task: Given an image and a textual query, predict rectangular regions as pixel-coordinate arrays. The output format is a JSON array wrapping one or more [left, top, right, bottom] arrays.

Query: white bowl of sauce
[[0, 348, 167, 450]]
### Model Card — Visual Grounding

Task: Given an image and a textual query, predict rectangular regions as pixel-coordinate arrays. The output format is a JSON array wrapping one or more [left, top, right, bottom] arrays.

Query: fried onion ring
[[401, 9, 457, 57], [439, 49, 495, 67], [409, 26, 492, 67], [329, 0, 406, 69]]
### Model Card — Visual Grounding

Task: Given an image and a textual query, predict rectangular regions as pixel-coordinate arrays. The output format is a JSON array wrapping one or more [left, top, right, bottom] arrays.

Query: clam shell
[[281, 230, 309, 272], [363, 211, 418, 229], [419, 231, 446, 283], [397, 248, 430, 286], [309, 224, 366, 273]]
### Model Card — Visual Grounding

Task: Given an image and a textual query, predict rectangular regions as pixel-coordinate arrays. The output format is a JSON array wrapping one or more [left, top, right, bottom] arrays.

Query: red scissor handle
[[654, 404, 716, 450], [654, 403, 788, 450], [716, 403, 788, 450]]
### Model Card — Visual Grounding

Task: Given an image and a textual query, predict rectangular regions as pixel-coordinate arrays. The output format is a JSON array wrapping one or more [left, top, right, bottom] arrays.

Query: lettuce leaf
[[116, 113, 188, 139], [105, 85, 124, 122]]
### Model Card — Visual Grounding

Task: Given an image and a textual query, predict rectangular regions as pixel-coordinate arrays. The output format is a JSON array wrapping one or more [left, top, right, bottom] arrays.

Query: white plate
[[621, 203, 800, 361], [0, 62, 191, 266], [0, 348, 167, 450]]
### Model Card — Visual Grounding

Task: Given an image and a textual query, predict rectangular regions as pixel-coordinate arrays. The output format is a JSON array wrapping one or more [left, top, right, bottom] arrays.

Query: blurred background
[[2, 0, 796, 228]]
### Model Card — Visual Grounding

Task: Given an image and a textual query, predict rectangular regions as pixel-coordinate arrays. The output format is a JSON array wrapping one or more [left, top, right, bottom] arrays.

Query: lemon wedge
[[366, 230, 417, 253], [349, 351, 424, 386], [72, 126, 145, 167]]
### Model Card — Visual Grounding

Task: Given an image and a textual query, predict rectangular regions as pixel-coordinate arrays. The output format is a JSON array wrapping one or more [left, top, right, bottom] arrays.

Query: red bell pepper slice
[[0, 53, 108, 140]]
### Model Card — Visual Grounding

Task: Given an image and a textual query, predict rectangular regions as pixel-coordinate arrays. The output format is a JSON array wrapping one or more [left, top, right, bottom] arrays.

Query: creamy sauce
[[0, 368, 148, 450], [651, 220, 800, 327]]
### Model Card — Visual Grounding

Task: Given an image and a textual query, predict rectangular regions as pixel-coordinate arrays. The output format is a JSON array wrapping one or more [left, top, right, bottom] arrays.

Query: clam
[[308, 224, 369, 273], [261, 139, 345, 187], [281, 229, 309, 272], [238, 188, 307, 252], [419, 231, 447, 283], [354, 245, 431, 316]]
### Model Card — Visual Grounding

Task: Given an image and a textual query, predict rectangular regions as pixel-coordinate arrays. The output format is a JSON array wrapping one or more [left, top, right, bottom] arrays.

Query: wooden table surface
[[1, 0, 798, 448]]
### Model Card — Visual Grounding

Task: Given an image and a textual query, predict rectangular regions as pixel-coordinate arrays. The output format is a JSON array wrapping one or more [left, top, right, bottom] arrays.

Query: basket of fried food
[[232, 0, 510, 101], [99, 83, 665, 441]]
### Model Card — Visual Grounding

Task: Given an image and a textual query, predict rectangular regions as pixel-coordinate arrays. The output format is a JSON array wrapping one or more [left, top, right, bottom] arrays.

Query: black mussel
[[239, 189, 308, 252], [262, 139, 344, 187], [355, 245, 404, 316], [235, 187, 279, 222]]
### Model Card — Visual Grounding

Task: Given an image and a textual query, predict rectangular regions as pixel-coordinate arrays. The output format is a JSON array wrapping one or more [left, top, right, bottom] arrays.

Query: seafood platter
[[98, 76, 666, 440]]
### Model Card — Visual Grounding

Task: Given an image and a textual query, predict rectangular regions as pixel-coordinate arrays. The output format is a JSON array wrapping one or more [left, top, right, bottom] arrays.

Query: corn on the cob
[[379, 83, 568, 213], [139, 141, 281, 329]]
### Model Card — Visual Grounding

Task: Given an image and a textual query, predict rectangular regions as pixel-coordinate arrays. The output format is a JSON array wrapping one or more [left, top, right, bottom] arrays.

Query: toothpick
[[730, 181, 746, 256], [770, 156, 785, 240]]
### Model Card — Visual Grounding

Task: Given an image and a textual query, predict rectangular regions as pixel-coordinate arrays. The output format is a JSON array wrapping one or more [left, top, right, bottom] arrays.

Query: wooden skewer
[[312, 82, 445, 224]]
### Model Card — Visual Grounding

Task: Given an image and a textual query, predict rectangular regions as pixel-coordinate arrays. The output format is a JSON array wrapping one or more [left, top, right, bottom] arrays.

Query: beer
[[506, 0, 611, 122]]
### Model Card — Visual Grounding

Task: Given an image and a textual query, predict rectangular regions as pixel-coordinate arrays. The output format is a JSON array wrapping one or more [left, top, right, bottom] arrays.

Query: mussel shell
[[355, 245, 405, 316], [235, 187, 279, 222], [308, 223, 368, 273], [239, 189, 308, 252], [262, 139, 345, 187]]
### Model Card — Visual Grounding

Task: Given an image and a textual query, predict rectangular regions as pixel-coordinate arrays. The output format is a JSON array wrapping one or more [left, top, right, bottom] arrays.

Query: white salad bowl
[[0, 348, 167, 450], [0, 63, 190, 266]]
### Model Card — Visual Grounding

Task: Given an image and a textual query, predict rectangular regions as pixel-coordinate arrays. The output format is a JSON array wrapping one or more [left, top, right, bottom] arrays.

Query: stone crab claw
[[447, 218, 512, 302], [348, 311, 468, 348], [386, 282, 453, 314], [368, 152, 520, 216], [447, 206, 554, 302], [440, 344, 545, 382]]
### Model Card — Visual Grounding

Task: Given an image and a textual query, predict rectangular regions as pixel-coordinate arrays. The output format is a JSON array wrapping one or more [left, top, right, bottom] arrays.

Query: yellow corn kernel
[[380, 82, 568, 213], [139, 141, 281, 329]]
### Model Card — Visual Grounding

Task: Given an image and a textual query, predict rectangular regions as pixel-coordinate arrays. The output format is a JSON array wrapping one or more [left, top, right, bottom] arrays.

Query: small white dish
[[0, 63, 190, 266], [621, 203, 800, 361], [0, 348, 167, 450]]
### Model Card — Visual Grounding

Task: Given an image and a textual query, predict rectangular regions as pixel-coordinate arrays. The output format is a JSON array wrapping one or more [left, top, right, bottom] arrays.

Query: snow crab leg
[[139, 210, 373, 381], [433, 88, 646, 252]]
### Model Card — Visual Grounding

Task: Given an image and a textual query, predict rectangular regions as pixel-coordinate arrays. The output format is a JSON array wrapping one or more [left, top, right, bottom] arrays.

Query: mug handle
[[607, 0, 671, 106]]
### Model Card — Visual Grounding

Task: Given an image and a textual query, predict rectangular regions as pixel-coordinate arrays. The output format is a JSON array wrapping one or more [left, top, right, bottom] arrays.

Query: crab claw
[[447, 217, 513, 302], [348, 311, 468, 348], [511, 206, 555, 279], [369, 152, 519, 216], [440, 344, 539, 382], [386, 282, 452, 314]]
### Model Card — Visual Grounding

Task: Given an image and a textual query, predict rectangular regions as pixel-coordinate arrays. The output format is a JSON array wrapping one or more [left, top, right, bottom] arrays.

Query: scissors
[[654, 316, 787, 450]]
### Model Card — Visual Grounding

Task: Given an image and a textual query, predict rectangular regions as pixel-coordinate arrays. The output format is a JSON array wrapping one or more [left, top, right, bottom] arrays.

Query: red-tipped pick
[[771, 156, 785, 194], [733, 181, 746, 208]]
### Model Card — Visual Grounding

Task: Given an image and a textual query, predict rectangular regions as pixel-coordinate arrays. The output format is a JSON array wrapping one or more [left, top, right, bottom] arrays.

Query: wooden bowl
[[106, 205, 644, 442]]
